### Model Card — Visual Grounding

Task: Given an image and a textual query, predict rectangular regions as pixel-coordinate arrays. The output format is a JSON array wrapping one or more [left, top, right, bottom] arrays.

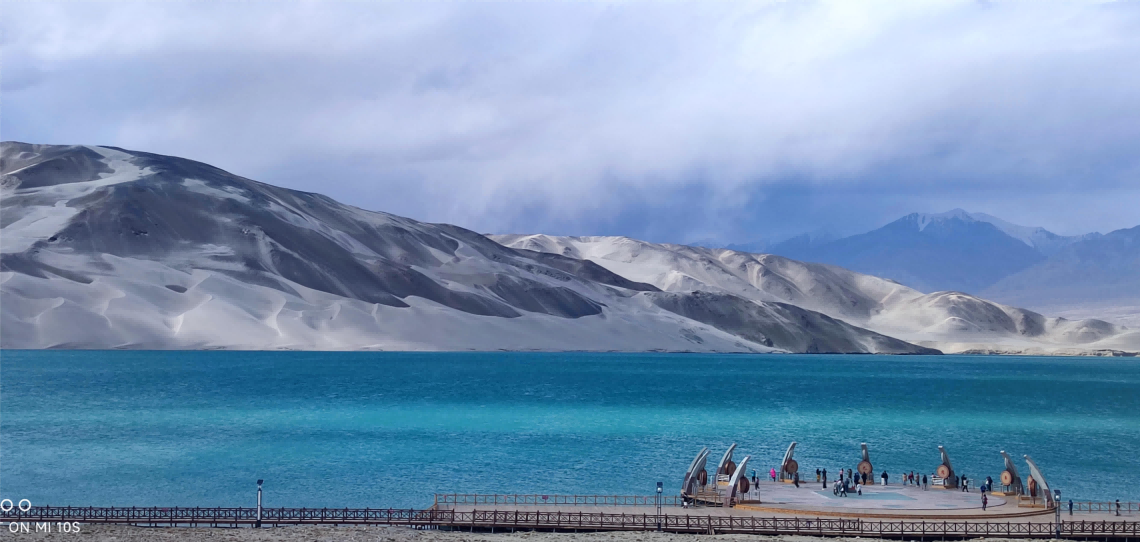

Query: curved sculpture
[[999, 450, 1024, 495], [681, 447, 709, 495], [716, 443, 737, 477], [780, 441, 797, 481], [937, 445, 957, 488], [723, 455, 751, 508], [1024, 455, 1054, 507], [858, 443, 873, 475]]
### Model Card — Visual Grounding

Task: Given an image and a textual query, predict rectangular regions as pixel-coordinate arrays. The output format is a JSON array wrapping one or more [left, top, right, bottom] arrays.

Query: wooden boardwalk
[[4, 504, 1139, 539]]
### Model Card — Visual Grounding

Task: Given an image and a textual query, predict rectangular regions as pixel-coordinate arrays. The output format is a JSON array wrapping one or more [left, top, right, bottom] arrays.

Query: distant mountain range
[[750, 209, 1136, 316], [982, 225, 1140, 313], [2, 142, 1135, 354]]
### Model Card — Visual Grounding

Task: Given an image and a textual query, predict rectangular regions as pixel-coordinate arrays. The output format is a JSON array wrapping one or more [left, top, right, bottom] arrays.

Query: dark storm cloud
[[3, 1, 1139, 242]]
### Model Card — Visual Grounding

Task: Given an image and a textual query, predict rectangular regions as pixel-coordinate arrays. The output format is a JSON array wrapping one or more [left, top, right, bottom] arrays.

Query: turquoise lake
[[1, 351, 1137, 508]]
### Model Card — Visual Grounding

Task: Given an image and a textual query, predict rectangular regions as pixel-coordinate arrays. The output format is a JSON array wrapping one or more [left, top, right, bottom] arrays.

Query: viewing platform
[[3, 442, 1135, 539]]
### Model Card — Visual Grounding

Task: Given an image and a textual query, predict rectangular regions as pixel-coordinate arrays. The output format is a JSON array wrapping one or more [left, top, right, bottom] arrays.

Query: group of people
[[736, 464, 1033, 515], [898, 471, 930, 489], [830, 472, 862, 496], [748, 466, 1003, 497]]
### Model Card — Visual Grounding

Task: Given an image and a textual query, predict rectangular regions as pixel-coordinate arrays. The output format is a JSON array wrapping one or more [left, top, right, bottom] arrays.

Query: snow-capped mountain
[[0, 142, 937, 354], [491, 234, 1138, 355], [925, 209, 1085, 256], [761, 209, 1097, 294]]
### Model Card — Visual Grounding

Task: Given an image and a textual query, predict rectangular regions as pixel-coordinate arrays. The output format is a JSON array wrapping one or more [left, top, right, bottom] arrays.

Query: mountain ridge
[[756, 208, 1103, 294], [3, 142, 1133, 355], [0, 142, 937, 354], [491, 233, 1138, 355]]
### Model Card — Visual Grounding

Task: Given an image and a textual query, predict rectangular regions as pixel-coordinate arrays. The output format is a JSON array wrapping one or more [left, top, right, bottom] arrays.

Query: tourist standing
[[881, 471, 888, 486], [962, 474, 968, 492], [982, 493, 988, 511], [794, 472, 800, 488], [922, 474, 928, 490], [771, 467, 777, 482], [816, 468, 821, 482], [822, 469, 828, 486], [1069, 500, 1073, 515]]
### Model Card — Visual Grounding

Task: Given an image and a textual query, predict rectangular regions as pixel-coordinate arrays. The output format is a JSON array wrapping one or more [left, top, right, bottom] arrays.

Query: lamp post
[[256, 479, 264, 529], [656, 482, 663, 531], [1053, 489, 1061, 538]]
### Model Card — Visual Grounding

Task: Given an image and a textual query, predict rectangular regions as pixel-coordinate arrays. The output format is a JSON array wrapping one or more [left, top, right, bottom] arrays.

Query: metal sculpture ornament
[[859, 443, 873, 475]]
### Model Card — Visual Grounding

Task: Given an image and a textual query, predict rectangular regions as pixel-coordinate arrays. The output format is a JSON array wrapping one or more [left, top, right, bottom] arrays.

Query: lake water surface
[[2, 351, 1137, 508]]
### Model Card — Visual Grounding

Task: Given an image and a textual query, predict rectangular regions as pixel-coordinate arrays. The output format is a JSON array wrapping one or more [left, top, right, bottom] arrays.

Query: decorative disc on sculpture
[[937, 465, 950, 479], [858, 460, 873, 474]]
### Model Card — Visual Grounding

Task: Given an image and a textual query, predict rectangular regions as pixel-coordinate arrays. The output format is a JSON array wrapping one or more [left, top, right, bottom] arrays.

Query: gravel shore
[[0, 524, 1039, 542]]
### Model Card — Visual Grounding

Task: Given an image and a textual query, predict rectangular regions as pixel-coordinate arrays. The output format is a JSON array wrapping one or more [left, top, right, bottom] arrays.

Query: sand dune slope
[[1, 142, 933, 354], [492, 235, 1137, 355]]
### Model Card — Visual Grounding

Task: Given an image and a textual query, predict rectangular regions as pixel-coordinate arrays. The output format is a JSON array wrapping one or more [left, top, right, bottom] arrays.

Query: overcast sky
[[4, 1, 1139, 243]]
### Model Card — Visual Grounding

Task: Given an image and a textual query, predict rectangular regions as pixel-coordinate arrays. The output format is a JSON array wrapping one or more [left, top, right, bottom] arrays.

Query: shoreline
[[4, 348, 1138, 356]]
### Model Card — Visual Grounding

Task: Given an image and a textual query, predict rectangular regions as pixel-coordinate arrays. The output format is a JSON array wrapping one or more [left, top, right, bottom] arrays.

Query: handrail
[[1065, 502, 1139, 514], [2, 505, 1138, 538]]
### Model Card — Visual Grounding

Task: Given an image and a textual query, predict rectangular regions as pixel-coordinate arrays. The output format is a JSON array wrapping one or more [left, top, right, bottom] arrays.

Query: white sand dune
[[1, 142, 937, 354], [2, 142, 1131, 355], [492, 234, 1138, 355]]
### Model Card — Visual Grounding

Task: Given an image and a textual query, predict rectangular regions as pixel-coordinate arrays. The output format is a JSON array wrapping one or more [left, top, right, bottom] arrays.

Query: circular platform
[[731, 481, 1050, 519]]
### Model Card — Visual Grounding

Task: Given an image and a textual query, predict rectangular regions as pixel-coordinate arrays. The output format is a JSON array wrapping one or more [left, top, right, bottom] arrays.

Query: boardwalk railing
[[1070, 502, 1140, 514], [433, 494, 683, 507], [3, 506, 1139, 538]]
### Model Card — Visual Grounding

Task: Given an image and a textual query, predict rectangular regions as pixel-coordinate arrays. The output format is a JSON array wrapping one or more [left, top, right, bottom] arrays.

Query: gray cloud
[[3, 1, 1139, 242]]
